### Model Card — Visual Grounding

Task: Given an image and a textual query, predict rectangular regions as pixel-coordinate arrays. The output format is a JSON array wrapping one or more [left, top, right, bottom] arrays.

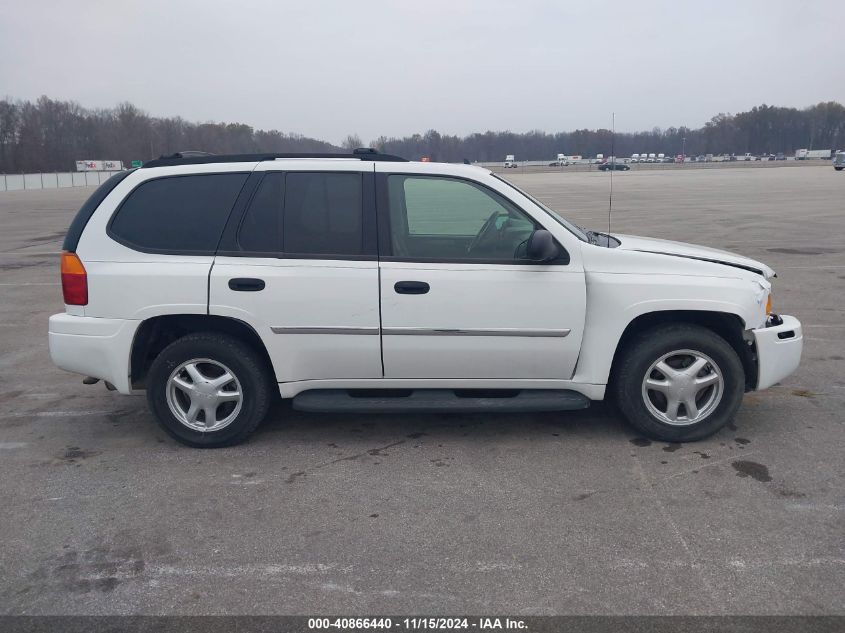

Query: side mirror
[[525, 229, 560, 262]]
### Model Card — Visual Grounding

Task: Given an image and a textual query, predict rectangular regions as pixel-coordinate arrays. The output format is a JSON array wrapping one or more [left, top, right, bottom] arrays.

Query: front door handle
[[394, 281, 430, 295], [228, 278, 265, 292]]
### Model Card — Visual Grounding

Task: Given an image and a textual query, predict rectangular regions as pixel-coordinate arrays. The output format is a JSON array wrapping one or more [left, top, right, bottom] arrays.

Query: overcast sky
[[1, 1, 843, 144]]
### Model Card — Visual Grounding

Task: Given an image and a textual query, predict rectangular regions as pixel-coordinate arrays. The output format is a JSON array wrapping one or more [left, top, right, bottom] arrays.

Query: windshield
[[491, 173, 589, 242]]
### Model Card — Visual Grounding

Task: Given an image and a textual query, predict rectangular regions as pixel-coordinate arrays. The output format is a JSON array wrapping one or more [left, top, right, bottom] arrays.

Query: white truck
[[48, 150, 802, 447], [809, 149, 832, 159], [796, 149, 832, 160], [504, 154, 517, 168], [631, 154, 641, 163]]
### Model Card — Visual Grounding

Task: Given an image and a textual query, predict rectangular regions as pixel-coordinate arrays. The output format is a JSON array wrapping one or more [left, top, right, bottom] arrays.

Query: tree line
[[1, 96, 843, 172], [0, 97, 338, 173], [374, 102, 845, 162]]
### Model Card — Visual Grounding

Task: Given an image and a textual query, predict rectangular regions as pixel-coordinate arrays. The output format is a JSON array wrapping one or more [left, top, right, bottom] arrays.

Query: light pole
[[682, 136, 686, 165]]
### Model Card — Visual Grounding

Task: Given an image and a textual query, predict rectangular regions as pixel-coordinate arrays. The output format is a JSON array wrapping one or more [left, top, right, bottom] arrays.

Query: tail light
[[60, 251, 88, 305]]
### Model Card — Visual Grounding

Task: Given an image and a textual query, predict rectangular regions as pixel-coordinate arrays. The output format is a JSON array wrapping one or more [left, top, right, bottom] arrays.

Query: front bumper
[[48, 313, 140, 394], [752, 314, 803, 390]]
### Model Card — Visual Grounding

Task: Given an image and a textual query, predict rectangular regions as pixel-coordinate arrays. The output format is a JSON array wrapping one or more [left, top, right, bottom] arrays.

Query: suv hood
[[614, 234, 775, 279]]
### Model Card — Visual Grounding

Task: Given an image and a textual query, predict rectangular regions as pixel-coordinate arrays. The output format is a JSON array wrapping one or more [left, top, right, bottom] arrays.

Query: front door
[[376, 171, 585, 380]]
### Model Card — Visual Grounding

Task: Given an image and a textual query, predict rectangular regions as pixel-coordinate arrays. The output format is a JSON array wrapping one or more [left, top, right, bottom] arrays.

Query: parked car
[[548, 160, 568, 167], [49, 150, 802, 447], [776, 153, 786, 161], [661, 156, 675, 163], [834, 151, 844, 171], [597, 161, 631, 171], [766, 154, 776, 161]]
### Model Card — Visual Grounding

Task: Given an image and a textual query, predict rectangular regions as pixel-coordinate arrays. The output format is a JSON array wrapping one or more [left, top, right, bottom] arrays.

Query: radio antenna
[[608, 112, 615, 242]]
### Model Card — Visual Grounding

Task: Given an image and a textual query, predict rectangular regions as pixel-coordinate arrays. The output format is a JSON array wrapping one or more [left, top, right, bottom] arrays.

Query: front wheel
[[146, 332, 273, 447], [612, 324, 745, 441]]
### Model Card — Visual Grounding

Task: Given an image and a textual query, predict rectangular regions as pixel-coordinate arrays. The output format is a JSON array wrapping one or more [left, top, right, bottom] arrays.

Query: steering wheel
[[466, 211, 505, 256]]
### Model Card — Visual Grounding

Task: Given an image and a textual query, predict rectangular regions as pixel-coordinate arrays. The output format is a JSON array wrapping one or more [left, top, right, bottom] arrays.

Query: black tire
[[146, 332, 273, 447], [612, 324, 744, 442], [835, 167, 843, 171]]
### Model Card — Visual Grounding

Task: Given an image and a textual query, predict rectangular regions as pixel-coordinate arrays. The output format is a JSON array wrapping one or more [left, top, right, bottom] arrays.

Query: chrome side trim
[[271, 327, 570, 337], [271, 326, 380, 335], [381, 327, 570, 338]]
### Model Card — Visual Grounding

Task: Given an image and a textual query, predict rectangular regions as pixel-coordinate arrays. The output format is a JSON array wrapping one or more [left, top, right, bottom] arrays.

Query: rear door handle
[[394, 281, 430, 295], [228, 278, 265, 292]]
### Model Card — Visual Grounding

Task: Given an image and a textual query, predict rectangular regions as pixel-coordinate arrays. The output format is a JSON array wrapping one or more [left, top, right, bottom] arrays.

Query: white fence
[[0, 170, 122, 192]]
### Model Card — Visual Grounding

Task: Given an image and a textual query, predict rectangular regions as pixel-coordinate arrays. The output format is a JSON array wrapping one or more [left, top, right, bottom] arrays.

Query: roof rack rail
[[165, 150, 215, 158], [141, 148, 407, 168]]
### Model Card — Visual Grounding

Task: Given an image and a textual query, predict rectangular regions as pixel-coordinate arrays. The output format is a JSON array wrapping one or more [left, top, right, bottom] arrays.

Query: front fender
[[573, 271, 767, 385]]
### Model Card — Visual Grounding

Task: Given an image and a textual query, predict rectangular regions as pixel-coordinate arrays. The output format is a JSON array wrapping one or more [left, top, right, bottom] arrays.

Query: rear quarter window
[[108, 173, 248, 253], [62, 169, 135, 252]]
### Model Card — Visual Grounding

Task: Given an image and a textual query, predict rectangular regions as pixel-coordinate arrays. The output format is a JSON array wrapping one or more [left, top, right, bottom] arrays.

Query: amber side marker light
[[766, 294, 773, 315], [60, 251, 88, 305]]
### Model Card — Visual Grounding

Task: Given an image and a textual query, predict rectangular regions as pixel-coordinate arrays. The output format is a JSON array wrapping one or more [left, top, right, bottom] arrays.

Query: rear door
[[209, 161, 382, 383], [375, 166, 586, 380]]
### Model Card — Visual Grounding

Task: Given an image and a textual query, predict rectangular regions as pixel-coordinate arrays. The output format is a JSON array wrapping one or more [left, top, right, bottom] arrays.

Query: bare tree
[[341, 134, 363, 150]]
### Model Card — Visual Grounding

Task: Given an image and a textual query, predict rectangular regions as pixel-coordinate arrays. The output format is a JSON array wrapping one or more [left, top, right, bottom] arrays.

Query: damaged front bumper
[[752, 314, 803, 390]]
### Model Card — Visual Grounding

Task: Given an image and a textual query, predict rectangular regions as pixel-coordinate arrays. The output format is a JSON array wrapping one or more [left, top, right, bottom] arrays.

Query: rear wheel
[[612, 324, 744, 441], [147, 332, 272, 447]]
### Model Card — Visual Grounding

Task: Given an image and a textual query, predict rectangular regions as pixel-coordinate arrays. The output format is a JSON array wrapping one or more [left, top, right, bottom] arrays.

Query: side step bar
[[292, 389, 591, 414]]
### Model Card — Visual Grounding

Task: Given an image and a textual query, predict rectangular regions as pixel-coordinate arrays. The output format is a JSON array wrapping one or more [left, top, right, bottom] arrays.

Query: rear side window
[[284, 172, 363, 256], [109, 173, 248, 253], [238, 173, 283, 253], [234, 172, 364, 258]]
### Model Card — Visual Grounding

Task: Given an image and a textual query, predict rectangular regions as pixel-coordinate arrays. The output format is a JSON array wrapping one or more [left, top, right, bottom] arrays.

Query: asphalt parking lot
[[0, 165, 842, 615]]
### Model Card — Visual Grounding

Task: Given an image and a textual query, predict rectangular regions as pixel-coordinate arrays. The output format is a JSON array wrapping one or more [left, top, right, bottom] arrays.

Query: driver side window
[[387, 175, 537, 261]]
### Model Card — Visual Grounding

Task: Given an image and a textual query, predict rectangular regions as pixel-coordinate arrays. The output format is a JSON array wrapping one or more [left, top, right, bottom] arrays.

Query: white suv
[[49, 150, 803, 447]]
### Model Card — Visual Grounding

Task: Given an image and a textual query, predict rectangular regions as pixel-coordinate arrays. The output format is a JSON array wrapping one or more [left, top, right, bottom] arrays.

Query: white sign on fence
[[75, 160, 123, 171]]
